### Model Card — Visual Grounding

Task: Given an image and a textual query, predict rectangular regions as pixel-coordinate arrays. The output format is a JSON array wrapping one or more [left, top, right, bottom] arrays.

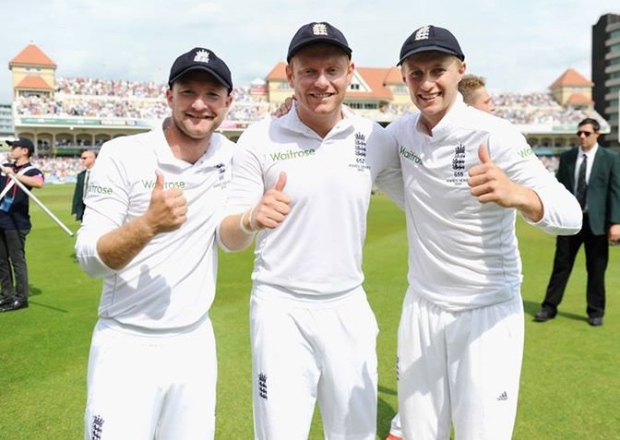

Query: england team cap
[[168, 47, 233, 93], [287, 22, 352, 62], [6, 137, 34, 155], [397, 25, 465, 66]]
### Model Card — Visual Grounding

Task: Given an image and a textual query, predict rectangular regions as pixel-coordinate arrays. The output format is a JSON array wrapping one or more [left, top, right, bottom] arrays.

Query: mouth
[[309, 92, 335, 99], [186, 113, 215, 121], [418, 92, 441, 102]]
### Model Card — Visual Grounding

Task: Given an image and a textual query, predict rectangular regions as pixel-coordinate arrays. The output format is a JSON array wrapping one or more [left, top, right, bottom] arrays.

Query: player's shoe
[[386, 434, 402, 440]]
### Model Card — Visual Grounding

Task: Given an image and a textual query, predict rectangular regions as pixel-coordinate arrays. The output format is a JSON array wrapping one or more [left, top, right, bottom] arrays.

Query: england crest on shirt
[[349, 132, 370, 172], [213, 162, 230, 189], [447, 142, 467, 185]]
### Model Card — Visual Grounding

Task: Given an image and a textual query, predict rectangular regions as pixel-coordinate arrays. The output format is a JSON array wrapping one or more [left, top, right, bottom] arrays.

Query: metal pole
[[4, 173, 74, 237], [0, 180, 15, 202]]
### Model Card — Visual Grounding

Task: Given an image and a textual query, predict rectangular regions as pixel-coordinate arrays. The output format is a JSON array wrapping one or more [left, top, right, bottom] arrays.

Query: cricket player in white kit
[[218, 22, 403, 440], [386, 71, 498, 440], [387, 26, 583, 439], [75, 48, 235, 440]]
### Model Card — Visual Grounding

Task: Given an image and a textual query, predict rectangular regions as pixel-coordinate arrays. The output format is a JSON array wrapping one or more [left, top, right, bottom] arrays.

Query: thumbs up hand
[[250, 172, 290, 230], [145, 170, 188, 233], [273, 171, 287, 192], [468, 144, 520, 208]]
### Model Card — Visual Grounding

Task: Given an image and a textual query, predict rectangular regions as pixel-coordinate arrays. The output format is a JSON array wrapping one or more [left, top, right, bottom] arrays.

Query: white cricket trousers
[[397, 292, 524, 440], [250, 285, 379, 440], [84, 317, 217, 440]]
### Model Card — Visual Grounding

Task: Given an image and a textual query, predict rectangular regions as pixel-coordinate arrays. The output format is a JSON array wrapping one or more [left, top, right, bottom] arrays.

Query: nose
[[314, 73, 329, 87], [192, 97, 208, 110], [419, 73, 434, 89]]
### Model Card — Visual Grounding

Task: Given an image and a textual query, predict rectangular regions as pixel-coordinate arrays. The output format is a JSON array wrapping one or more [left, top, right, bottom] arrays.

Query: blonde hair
[[458, 74, 487, 105]]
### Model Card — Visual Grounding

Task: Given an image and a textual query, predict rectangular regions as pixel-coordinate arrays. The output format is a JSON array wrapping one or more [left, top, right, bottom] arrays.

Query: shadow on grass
[[29, 285, 42, 297], [28, 285, 69, 313], [523, 299, 588, 323], [28, 300, 69, 313], [378, 384, 397, 438], [379, 384, 397, 397]]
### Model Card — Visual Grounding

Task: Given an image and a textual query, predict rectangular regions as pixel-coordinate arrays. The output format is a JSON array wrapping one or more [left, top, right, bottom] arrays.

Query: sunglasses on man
[[576, 130, 594, 137]]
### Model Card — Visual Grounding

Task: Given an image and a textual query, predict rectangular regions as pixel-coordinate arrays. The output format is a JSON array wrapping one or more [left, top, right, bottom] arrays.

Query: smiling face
[[166, 70, 232, 143], [401, 51, 466, 131], [286, 44, 353, 135]]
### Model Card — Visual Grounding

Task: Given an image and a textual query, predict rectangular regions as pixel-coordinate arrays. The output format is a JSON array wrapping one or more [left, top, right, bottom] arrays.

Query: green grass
[[0, 185, 619, 439]]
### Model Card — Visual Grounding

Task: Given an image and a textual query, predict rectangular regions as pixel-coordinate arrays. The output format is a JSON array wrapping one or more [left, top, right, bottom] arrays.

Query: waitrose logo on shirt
[[517, 147, 535, 158], [399, 146, 422, 165], [86, 183, 113, 195], [142, 179, 185, 190], [270, 149, 316, 162]]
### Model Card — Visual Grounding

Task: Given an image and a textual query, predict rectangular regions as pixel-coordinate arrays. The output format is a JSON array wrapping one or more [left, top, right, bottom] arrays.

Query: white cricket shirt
[[387, 96, 582, 311], [223, 107, 404, 296], [75, 123, 236, 331]]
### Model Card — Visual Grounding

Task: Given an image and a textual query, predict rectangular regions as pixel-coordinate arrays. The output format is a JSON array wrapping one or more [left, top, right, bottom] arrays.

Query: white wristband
[[248, 206, 259, 231], [239, 207, 256, 235]]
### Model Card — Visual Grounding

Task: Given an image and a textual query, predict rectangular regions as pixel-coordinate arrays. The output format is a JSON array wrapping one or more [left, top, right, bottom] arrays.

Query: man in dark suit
[[535, 118, 620, 326], [71, 149, 96, 222], [0, 137, 45, 312]]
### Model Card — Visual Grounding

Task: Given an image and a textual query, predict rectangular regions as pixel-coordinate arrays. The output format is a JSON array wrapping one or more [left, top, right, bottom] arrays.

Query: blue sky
[[1, 0, 618, 102]]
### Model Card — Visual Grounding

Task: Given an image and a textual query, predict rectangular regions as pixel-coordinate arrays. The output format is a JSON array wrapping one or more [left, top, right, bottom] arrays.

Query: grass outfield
[[0, 184, 618, 439]]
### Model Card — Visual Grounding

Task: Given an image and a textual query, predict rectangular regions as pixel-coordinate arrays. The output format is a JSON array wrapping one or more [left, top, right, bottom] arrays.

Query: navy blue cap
[[6, 137, 34, 155], [398, 25, 465, 65], [287, 22, 352, 62], [168, 47, 233, 92]]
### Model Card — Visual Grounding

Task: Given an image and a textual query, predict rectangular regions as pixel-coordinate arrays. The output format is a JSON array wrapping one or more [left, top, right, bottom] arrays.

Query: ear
[[459, 60, 467, 75], [347, 61, 355, 85], [225, 93, 234, 110], [165, 87, 174, 108], [285, 64, 294, 88], [400, 64, 408, 83]]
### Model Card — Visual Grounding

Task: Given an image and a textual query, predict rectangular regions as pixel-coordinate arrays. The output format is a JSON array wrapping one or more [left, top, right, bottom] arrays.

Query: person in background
[[535, 117, 620, 326], [387, 25, 582, 439], [71, 149, 97, 222], [0, 137, 44, 313], [75, 47, 235, 439], [218, 21, 403, 440], [458, 73, 495, 113]]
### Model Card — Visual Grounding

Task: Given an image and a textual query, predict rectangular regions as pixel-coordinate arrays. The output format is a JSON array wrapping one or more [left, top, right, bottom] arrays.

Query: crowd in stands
[[16, 77, 274, 122], [7, 78, 610, 178], [12, 77, 606, 129], [354, 93, 601, 128], [33, 156, 82, 183], [53, 138, 106, 147], [491, 92, 559, 108], [491, 92, 599, 126], [16, 95, 170, 120], [539, 155, 560, 175], [0, 154, 82, 183], [55, 77, 167, 98]]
